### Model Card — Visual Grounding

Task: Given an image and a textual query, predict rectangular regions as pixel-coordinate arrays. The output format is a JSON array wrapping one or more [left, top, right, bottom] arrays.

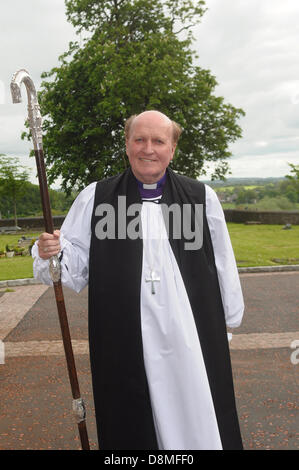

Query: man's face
[[126, 112, 176, 184]]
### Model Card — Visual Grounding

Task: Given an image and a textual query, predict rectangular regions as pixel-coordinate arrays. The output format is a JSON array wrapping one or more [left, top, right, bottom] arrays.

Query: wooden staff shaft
[[34, 147, 90, 450], [11, 69, 90, 450]]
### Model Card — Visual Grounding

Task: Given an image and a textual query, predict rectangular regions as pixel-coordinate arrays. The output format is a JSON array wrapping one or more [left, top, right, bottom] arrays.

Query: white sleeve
[[32, 182, 96, 293], [205, 184, 244, 328]]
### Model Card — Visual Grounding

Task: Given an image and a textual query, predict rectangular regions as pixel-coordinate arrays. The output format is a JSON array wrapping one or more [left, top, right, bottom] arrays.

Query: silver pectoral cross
[[146, 270, 160, 294]]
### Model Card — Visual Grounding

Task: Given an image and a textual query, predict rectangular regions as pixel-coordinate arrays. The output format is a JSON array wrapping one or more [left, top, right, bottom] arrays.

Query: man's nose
[[143, 140, 154, 154]]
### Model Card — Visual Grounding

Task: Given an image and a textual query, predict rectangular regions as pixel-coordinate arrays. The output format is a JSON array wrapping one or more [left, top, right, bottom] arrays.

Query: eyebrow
[[133, 134, 167, 140]]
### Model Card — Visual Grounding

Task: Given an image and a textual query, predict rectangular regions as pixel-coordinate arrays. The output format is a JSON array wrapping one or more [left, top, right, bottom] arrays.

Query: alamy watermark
[[94, 197, 203, 250], [290, 339, 299, 365]]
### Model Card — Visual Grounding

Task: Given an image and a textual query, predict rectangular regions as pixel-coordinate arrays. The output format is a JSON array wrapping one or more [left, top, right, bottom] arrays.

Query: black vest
[[88, 168, 243, 450]]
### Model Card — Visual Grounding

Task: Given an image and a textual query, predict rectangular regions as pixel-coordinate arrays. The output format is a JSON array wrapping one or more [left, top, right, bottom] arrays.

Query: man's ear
[[170, 143, 177, 160]]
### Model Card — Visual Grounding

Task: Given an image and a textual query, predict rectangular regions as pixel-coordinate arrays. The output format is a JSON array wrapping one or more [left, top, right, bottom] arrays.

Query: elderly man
[[33, 110, 244, 450]]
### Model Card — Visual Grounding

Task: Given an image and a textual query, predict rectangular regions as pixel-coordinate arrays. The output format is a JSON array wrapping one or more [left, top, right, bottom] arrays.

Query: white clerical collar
[[143, 183, 157, 190], [136, 172, 167, 190]]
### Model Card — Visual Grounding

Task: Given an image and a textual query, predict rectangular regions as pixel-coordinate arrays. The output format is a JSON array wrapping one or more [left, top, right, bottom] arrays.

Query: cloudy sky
[[0, 0, 299, 187]]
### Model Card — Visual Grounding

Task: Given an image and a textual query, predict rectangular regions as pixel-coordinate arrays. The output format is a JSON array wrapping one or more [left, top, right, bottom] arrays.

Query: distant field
[[221, 203, 236, 209], [0, 225, 299, 281], [214, 185, 259, 192]]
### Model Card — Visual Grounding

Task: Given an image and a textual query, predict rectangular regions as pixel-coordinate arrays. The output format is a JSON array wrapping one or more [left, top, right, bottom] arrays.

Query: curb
[[0, 278, 42, 288], [238, 265, 299, 273], [1, 265, 299, 287]]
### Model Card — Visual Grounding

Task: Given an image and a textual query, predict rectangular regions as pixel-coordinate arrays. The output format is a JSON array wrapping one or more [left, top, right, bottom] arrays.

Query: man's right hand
[[38, 230, 61, 260]]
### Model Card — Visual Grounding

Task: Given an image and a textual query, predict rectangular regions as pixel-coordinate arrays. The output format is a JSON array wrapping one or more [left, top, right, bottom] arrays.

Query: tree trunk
[[13, 198, 17, 227]]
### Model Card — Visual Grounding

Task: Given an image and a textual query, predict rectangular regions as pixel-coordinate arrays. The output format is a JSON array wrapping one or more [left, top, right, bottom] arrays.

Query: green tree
[[23, 0, 245, 194], [0, 177, 76, 218], [0, 154, 29, 225], [285, 163, 299, 202], [235, 188, 258, 205]]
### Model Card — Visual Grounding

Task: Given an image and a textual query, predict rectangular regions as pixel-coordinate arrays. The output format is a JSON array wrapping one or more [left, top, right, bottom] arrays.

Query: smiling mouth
[[140, 158, 156, 162]]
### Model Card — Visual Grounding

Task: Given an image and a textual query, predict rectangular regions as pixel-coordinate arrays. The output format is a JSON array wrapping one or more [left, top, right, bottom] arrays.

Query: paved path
[[0, 272, 298, 450], [3, 332, 299, 357], [0, 285, 48, 340]]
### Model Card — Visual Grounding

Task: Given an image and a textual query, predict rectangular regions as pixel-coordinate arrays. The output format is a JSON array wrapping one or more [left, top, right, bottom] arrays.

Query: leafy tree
[[0, 154, 29, 225], [23, 0, 245, 194], [253, 195, 294, 212], [285, 163, 299, 202], [0, 177, 76, 218], [260, 183, 279, 200], [285, 188, 297, 203], [235, 188, 258, 205], [286, 163, 299, 180]]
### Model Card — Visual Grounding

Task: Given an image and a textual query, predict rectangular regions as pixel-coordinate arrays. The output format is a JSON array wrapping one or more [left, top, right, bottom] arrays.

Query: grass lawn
[[0, 232, 40, 281], [0, 232, 40, 252], [227, 223, 299, 267], [0, 225, 298, 280], [0, 256, 35, 281]]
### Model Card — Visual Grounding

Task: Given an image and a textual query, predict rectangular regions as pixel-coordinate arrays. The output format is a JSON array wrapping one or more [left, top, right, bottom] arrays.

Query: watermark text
[[94, 197, 203, 251]]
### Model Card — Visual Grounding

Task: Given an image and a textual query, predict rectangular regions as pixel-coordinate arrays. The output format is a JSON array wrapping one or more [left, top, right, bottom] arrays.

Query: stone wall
[[224, 209, 299, 225], [0, 216, 65, 231]]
